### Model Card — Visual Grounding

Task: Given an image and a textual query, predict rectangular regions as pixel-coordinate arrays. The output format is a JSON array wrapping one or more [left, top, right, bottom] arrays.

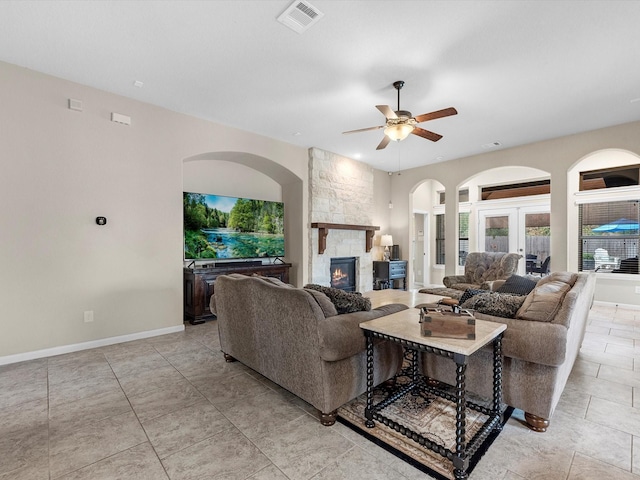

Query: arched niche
[[182, 151, 305, 286]]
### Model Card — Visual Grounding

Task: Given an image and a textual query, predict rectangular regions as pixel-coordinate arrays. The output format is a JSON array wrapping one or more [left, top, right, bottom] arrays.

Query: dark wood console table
[[373, 260, 407, 290], [183, 263, 291, 324]]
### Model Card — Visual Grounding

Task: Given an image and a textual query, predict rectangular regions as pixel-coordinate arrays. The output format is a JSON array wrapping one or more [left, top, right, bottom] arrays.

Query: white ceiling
[[2, 0, 640, 172]]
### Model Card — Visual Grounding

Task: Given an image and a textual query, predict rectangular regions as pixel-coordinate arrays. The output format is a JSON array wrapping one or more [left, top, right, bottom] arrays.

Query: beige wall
[[183, 160, 282, 204], [391, 121, 640, 304], [0, 61, 308, 359]]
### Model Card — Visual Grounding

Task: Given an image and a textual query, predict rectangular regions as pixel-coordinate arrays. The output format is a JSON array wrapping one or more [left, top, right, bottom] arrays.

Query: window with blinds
[[579, 200, 640, 274], [459, 212, 470, 266], [434, 213, 468, 266], [435, 214, 445, 265]]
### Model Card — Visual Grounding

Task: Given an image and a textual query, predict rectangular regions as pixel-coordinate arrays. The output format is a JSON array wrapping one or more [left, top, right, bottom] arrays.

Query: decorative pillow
[[516, 275, 575, 322], [458, 288, 485, 305], [303, 284, 371, 314], [496, 274, 538, 296], [461, 292, 526, 318], [304, 288, 339, 318]]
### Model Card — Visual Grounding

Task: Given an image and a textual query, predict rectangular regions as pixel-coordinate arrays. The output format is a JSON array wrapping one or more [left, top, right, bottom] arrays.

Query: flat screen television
[[183, 192, 285, 261]]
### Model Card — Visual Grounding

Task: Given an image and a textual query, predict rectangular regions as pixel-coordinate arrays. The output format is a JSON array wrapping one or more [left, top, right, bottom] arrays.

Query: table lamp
[[381, 234, 393, 261]]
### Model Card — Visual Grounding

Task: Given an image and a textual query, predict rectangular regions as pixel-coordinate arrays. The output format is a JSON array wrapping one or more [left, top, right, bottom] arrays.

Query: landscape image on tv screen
[[183, 192, 285, 260]]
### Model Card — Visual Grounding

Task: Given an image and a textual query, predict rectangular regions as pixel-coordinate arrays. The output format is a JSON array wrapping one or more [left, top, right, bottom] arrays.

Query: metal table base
[[364, 332, 504, 480]]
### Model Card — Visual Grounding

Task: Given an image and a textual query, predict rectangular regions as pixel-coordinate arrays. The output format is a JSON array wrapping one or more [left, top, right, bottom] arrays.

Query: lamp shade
[[381, 234, 393, 247], [384, 123, 414, 141]]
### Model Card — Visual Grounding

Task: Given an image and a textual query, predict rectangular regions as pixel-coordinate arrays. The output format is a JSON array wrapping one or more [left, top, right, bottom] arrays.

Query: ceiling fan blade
[[412, 127, 443, 142], [376, 135, 391, 150], [342, 125, 385, 134], [414, 107, 458, 123], [376, 105, 397, 119]]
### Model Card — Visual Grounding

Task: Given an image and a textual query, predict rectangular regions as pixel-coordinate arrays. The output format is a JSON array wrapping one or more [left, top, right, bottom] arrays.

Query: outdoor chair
[[594, 248, 619, 271], [530, 256, 551, 276], [613, 256, 639, 274]]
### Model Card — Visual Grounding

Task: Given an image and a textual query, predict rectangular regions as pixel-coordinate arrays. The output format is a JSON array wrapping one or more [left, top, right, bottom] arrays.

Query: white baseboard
[[0, 324, 185, 366], [593, 299, 640, 310]]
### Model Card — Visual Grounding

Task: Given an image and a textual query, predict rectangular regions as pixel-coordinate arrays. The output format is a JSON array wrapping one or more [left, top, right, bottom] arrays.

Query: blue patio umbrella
[[593, 218, 640, 232]]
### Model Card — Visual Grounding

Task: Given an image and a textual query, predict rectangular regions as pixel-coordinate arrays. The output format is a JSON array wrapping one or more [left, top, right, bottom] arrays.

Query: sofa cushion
[[496, 274, 538, 296], [304, 289, 338, 318], [469, 312, 569, 366], [516, 272, 578, 322], [461, 292, 526, 318], [304, 284, 371, 314]]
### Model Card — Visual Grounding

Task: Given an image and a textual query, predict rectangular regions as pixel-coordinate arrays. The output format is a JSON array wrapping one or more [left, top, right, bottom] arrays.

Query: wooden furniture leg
[[524, 412, 550, 432], [320, 410, 337, 426]]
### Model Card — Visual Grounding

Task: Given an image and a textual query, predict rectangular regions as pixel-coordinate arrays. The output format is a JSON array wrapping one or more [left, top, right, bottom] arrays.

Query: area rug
[[337, 379, 513, 480]]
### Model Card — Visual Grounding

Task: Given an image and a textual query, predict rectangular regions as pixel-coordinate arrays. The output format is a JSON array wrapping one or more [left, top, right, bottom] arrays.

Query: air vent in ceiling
[[277, 1, 324, 34]]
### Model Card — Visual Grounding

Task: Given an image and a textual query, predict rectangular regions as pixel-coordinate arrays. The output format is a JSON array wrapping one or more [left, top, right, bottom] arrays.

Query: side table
[[360, 309, 506, 480], [373, 260, 407, 290]]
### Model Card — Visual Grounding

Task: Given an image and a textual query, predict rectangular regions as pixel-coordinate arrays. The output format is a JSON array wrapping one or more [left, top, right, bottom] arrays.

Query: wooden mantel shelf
[[311, 223, 380, 254]]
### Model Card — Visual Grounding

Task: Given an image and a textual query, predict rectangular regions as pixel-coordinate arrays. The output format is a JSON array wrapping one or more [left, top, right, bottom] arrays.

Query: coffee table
[[360, 308, 506, 480]]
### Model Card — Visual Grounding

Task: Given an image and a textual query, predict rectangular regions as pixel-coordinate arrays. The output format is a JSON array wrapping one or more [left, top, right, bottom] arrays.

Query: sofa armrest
[[443, 275, 467, 288], [317, 304, 408, 362]]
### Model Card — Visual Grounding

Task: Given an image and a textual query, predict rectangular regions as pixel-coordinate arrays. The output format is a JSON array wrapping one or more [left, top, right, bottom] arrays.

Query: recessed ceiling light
[[353, 153, 361, 159], [631, 98, 640, 103], [133, 80, 144, 88], [292, 132, 302, 136], [481, 141, 502, 149]]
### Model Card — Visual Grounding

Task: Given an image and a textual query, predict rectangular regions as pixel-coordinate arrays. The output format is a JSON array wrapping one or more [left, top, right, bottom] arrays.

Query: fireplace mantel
[[311, 222, 380, 254]]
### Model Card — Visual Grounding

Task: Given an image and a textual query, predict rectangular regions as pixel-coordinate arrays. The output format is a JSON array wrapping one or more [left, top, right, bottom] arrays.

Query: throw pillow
[[458, 288, 485, 305], [303, 284, 371, 314], [516, 278, 573, 322], [496, 274, 538, 296], [461, 292, 526, 318]]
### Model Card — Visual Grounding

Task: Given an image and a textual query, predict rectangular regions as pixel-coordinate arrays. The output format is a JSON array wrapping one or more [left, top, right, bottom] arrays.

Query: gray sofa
[[213, 274, 408, 425], [420, 271, 596, 432]]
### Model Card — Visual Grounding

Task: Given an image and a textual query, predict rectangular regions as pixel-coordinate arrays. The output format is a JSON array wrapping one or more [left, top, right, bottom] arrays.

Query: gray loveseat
[[420, 271, 596, 432], [214, 274, 408, 425]]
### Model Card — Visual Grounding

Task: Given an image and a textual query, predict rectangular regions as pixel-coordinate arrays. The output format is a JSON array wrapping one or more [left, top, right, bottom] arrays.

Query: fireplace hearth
[[330, 257, 357, 292]]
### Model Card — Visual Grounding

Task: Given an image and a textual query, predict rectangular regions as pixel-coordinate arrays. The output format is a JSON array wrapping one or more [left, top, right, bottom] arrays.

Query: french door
[[478, 205, 550, 274]]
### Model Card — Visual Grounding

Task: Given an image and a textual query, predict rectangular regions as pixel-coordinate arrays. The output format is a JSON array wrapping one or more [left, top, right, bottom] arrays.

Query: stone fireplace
[[308, 148, 375, 293]]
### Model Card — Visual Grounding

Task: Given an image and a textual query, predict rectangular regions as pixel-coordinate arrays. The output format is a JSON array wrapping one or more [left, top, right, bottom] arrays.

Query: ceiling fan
[[343, 80, 458, 150]]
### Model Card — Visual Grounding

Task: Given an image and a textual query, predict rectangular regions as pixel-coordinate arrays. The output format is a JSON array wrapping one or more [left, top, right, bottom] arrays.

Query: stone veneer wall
[[308, 148, 374, 293]]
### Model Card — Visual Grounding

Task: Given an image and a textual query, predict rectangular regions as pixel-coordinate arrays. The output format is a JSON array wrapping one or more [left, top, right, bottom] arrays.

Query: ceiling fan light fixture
[[384, 123, 414, 141]]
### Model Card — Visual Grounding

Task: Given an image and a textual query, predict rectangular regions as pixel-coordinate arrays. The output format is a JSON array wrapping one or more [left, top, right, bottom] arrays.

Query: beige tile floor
[[1, 301, 640, 479]]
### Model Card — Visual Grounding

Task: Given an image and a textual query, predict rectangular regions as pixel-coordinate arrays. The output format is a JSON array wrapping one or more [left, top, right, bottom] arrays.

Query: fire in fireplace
[[330, 257, 356, 292]]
